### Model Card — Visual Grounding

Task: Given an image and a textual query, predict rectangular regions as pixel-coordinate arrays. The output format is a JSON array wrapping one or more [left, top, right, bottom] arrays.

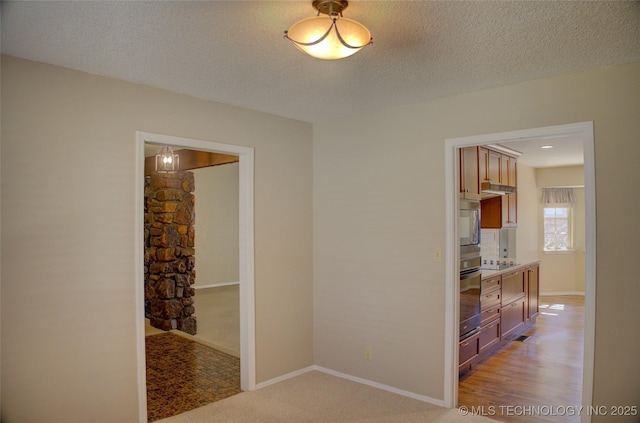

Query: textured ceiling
[[2, 1, 639, 125]]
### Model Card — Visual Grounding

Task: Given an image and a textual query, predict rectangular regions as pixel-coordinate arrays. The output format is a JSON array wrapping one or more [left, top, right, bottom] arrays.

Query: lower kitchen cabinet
[[501, 268, 525, 304], [459, 331, 480, 373], [501, 295, 526, 339], [480, 304, 500, 325], [479, 319, 501, 353], [527, 264, 540, 322], [459, 261, 540, 375]]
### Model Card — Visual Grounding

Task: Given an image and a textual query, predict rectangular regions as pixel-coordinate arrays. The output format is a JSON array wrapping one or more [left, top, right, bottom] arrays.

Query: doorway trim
[[443, 122, 595, 422], [135, 132, 256, 422]]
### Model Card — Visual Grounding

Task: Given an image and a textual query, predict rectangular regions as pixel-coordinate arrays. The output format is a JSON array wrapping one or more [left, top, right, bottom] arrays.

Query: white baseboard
[[540, 291, 585, 296], [314, 366, 445, 407], [254, 365, 316, 389], [194, 281, 240, 289], [255, 365, 445, 408]]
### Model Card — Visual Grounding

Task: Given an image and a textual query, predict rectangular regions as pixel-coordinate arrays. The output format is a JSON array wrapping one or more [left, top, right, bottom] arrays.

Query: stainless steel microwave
[[459, 199, 481, 258]]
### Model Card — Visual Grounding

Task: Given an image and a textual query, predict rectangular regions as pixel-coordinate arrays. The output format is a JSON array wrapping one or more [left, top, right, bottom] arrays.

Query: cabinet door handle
[[487, 324, 494, 328], [461, 341, 469, 346]]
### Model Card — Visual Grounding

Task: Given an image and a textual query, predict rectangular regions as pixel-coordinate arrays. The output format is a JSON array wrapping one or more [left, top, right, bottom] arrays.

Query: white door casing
[[443, 122, 595, 423], [135, 132, 256, 422]]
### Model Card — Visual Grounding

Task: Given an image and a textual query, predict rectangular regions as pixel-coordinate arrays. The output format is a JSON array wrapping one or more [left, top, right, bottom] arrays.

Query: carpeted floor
[[146, 332, 242, 422], [156, 370, 500, 423]]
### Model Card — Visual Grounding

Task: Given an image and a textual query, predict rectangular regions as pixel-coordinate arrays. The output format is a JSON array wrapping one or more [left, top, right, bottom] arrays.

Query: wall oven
[[459, 199, 481, 340], [460, 257, 481, 340]]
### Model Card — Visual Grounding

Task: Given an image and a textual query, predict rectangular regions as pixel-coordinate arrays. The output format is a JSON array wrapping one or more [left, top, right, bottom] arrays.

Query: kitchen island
[[459, 260, 540, 374]]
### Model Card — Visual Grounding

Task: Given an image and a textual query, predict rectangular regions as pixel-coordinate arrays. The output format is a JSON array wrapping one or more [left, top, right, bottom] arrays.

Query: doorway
[[135, 132, 256, 422], [443, 122, 596, 421]]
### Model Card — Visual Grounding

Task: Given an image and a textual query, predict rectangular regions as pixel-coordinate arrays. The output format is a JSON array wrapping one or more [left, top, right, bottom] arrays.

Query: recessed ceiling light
[[540, 145, 554, 149]]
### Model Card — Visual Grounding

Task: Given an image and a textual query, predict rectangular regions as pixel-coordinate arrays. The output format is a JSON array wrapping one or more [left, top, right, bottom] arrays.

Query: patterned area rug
[[146, 332, 242, 422]]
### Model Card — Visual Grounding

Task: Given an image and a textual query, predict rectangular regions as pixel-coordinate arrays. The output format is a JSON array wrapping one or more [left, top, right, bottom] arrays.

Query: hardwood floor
[[458, 295, 584, 423]]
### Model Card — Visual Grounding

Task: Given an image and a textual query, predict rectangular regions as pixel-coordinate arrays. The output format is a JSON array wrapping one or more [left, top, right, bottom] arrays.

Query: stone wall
[[144, 170, 197, 335]]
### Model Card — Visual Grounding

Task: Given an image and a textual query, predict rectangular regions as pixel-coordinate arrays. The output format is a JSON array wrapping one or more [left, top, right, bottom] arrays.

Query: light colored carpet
[[157, 370, 499, 423]]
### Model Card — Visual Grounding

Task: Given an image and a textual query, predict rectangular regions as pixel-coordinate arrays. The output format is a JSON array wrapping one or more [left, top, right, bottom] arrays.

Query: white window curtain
[[541, 187, 575, 206]]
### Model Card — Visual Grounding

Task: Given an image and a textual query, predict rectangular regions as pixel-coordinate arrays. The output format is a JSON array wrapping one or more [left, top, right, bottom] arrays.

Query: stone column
[[144, 170, 197, 335]]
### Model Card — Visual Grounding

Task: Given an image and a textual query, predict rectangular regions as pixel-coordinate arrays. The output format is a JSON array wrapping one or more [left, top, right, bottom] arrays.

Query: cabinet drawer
[[481, 304, 500, 326], [480, 320, 501, 352], [481, 275, 501, 293], [501, 269, 525, 305], [459, 332, 480, 367], [481, 290, 501, 310]]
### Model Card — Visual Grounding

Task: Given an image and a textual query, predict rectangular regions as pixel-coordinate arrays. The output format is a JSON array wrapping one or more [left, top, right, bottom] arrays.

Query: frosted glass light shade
[[286, 15, 372, 60]]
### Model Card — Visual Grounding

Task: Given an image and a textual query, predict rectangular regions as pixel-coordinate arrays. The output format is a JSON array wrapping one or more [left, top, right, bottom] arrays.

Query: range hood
[[481, 182, 516, 198]]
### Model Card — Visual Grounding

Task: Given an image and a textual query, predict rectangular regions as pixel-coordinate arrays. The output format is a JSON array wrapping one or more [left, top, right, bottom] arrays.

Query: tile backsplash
[[481, 229, 500, 260]]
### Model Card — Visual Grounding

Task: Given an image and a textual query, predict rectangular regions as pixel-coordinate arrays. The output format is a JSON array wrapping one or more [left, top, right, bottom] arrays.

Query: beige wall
[[313, 62, 640, 418], [3, 54, 639, 423], [535, 166, 586, 294], [1, 56, 313, 422], [193, 163, 240, 286], [536, 164, 585, 188], [514, 162, 539, 263]]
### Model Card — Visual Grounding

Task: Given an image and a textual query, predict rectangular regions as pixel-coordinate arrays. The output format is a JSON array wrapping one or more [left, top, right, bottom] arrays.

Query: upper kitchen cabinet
[[481, 190, 518, 228], [479, 147, 519, 228], [501, 191, 518, 228], [460, 145, 520, 228], [481, 148, 517, 188], [488, 149, 502, 185], [478, 147, 489, 185], [459, 146, 481, 200], [504, 154, 517, 187]]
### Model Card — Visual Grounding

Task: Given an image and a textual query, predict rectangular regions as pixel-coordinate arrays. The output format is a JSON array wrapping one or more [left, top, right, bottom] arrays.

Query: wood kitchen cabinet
[[479, 319, 501, 354], [485, 150, 517, 186], [478, 147, 489, 185], [460, 146, 518, 210], [459, 146, 481, 200], [461, 262, 540, 376], [480, 192, 517, 228], [526, 263, 540, 323], [504, 154, 517, 186], [501, 296, 526, 339], [501, 268, 526, 304], [479, 276, 502, 355], [459, 331, 480, 373], [502, 192, 517, 228], [488, 150, 501, 184], [478, 149, 518, 228], [458, 146, 518, 229]]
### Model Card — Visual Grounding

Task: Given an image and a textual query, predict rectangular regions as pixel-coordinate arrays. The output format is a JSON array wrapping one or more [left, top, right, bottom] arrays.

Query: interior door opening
[[444, 122, 595, 423], [135, 132, 255, 422]]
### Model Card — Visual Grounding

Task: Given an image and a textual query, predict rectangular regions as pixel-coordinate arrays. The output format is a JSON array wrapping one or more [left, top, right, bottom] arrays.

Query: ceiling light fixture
[[284, 0, 372, 60], [155, 146, 180, 172], [540, 145, 554, 149]]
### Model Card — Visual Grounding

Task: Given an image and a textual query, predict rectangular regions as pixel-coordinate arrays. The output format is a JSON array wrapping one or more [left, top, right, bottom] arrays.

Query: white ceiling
[[2, 1, 639, 167], [498, 135, 585, 169]]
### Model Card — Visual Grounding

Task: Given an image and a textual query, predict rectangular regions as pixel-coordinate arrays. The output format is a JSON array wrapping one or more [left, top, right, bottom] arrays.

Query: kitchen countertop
[[481, 259, 541, 279]]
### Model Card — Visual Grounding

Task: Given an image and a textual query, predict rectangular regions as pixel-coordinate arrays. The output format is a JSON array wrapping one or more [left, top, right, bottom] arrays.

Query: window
[[543, 207, 572, 251]]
